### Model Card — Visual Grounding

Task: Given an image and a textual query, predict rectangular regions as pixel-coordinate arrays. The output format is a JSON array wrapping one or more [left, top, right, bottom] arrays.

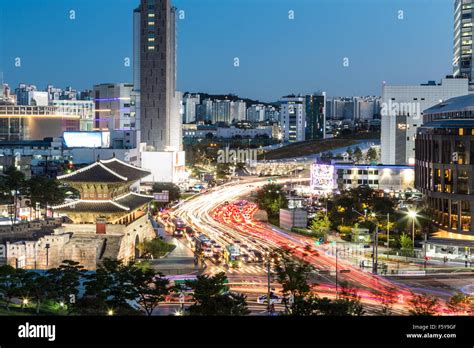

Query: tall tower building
[[137, 0, 181, 152], [453, 0, 474, 86], [134, 0, 185, 183], [305, 92, 326, 141]]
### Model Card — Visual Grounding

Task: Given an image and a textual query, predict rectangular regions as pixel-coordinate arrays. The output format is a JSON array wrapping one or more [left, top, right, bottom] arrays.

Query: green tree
[[365, 147, 378, 163], [30, 272, 54, 314], [255, 183, 288, 219], [216, 163, 231, 179], [78, 259, 138, 315], [128, 267, 170, 316], [337, 282, 365, 316], [2, 166, 26, 225], [275, 256, 315, 315], [408, 293, 439, 316], [353, 147, 363, 163], [186, 272, 250, 316], [0, 265, 20, 311], [309, 211, 330, 241], [26, 176, 66, 219], [152, 182, 181, 203], [139, 238, 175, 259], [46, 260, 85, 312], [399, 233, 413, 258]]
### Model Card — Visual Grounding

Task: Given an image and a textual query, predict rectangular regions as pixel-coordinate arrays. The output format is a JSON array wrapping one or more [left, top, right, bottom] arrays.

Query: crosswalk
[[205, 263, 266, 276]]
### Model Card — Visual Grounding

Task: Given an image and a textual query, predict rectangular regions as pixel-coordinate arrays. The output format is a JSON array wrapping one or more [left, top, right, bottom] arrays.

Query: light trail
[[173, 178, 452, 315]]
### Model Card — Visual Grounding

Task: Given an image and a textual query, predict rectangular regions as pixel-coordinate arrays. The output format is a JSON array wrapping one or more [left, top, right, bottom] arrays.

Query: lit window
[[148, 13, 155, 18], [148, 21, 155, 26], [148, 37, 155, 42], [148, 45, 155, 50], [459, 128, 464, 136]]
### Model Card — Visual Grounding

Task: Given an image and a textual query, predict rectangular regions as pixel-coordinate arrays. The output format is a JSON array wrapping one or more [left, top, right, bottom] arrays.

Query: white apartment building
[[247, 104, 266, 122], [231, 100, 247, 122], [280, 96, 305, 142], [381, 77, 469, 165], [183, 93, 200, 123]]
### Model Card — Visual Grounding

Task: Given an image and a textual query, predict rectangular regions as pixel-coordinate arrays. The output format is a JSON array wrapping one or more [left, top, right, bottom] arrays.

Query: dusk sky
[[0, 0, 454, 102]]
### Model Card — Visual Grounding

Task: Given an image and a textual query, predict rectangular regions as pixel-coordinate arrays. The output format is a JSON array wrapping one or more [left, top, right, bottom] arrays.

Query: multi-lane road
[[171, 177, 458, 314]]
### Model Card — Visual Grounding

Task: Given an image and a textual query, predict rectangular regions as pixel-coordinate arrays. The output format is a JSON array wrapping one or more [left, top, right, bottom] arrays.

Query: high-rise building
[[280, 95, 305, 142], [183, 93, 200, 123], [93, 83, 134, 130], [247, 104, 266, 123], [134, 0, 185, 183], [137, 0, 181, 152], [353, 96, 381, 121], [265, 106, 279, 122], [15, 84, 48, 106], [381, 77, 469, 165], [305, 92, 326, 141], [212, 100, 231, 124], [231, 100, 246, 122], [453, 0, 474, 86]]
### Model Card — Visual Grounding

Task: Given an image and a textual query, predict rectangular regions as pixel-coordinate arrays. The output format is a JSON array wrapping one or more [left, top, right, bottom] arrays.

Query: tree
[[275, 256, 315, 315], [309, 211, 330, 241], [365, 147, 378, 163], [26, 176, 66, 219], [129, 267, 170, 316], [216, 163, 231, 179], [399, 233, 413, 258], [2, 166, 26, 225], [447, 293, 473, 315], [328, 186, 396, 228], [139, 238, 175, 259], [337, 282, 365, 316], [152, 182, 181, 203], [255, 183, 288, 219], [78, 259, 138, 315], [28, 272, 53, 314], [408, 293, 439, 316], [46, 260, 85, 312], [353, 147, 363, 163], [186, 272, 250, 316], [0, 265, 20, 311]]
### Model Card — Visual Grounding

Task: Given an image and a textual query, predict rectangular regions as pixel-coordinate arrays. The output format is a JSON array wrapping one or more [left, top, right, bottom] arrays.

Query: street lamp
[[408, 210, 418, 252]]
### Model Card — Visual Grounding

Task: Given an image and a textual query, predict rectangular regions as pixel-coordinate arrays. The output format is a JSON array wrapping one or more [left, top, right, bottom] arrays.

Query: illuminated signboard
[[64, 131, 110, 148], [310, 163, 336, 192]]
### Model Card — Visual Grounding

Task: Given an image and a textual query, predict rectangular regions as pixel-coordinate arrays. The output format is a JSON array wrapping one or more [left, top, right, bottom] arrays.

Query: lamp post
[[408, 210, 418, 256]]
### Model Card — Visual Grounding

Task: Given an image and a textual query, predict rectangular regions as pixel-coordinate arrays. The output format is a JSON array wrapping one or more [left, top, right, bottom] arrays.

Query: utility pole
[[267, 256, 271, 315], [386, 213, 390, 260], [372, 225, 378, 274], [424, 232, 428, 269]]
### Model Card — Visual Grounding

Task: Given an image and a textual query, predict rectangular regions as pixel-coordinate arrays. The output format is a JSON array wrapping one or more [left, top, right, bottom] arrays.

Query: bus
[[223, 244, 242, 268], [172, 218, 187, 237], [194, 234, 213, 257]]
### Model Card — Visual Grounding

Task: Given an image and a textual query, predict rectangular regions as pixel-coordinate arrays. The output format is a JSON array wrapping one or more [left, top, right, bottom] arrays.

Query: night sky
[[0, 0, 454, 101]]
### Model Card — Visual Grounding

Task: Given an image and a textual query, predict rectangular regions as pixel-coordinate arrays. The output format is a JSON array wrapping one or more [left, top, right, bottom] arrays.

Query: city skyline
[[0, 0, 454, 102]]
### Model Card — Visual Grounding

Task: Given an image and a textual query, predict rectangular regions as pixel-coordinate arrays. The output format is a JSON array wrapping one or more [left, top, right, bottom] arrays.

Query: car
[[257, 293, 283, 304]]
